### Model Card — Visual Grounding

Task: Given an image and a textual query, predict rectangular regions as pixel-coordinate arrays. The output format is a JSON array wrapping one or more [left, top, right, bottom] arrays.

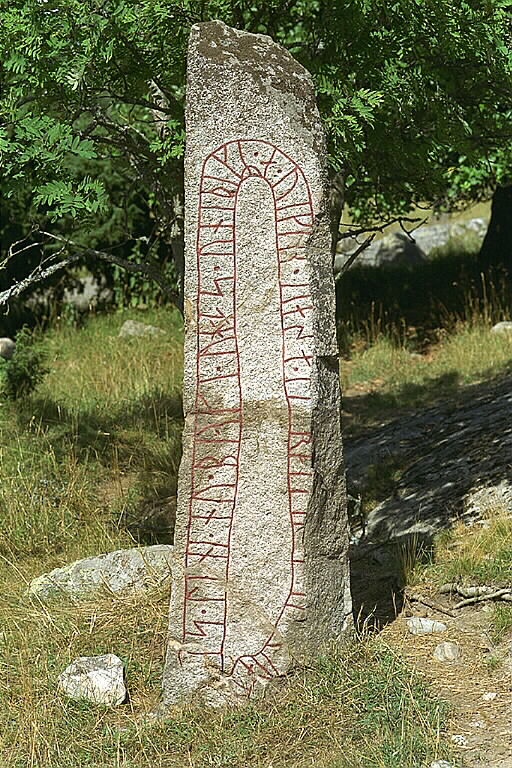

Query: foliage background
[[1, 0, 512, 316]]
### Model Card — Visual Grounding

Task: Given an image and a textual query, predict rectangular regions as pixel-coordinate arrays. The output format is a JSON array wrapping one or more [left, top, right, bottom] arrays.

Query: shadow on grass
[[343, 370, 463, 434], [18, 388, 183, 459], [13, 388, 183, 544], [336, 252, 512, 351]]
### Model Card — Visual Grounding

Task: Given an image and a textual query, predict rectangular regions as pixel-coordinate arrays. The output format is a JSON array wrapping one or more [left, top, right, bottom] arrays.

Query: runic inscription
[[182, 138, 314, 692], [162, 20, 351, 709]]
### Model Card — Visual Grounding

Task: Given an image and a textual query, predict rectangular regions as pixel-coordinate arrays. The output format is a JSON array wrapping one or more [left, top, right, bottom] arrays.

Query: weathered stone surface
[[162, 21, 351, 707], [58, 654, 126, 705], [491, 321, 512, 335], [334, 216, 488, 273], [0, 337, 15, 360], [64, 275, 113, 313], [28, 545, 172, 601], [345, 375, 512, 544], [118, 320, 166, 338], [334, 232, 426, 272], [406, 617, 447, 635]]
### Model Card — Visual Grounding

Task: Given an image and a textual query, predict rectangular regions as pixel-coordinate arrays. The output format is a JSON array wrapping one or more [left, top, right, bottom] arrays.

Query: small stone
[[491, 321, 512, 335], [451, 734, 468, 747], [0, 338, 15, 360], [58, 654, 126, 706], [118, 320, 166, 338], [433, 641, 460, 662], [430, 761, 455, 768], [406, 617, 447, 635], [482, 691, 497, 701]]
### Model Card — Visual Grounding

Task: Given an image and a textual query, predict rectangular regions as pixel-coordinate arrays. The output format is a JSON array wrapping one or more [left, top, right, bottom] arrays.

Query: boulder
[[28, 544, 173, 601], [491, 321, 512, 335], [334, 232, 426, 272], [0, 338, 16, 360], [63, 275, 113, 313], [334, 216, 488, 273], [413, 217, 487, 255], [118, 320, 166, 338], [58, 654, 126, 706]]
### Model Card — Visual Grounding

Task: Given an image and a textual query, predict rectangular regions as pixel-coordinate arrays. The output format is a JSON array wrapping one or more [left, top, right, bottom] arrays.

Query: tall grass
[[0, 564, 451, 768], [337, 250, 512, 352], [0, 307, 183, 567]]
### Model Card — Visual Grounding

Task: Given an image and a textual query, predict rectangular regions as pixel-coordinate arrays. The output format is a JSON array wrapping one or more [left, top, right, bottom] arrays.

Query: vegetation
[[0, 303, 463, 768], [1, 0, 512, 306], [0, 326, 49, 400], [408, 489, 512, 643], [0, 247, 510, 763], [0, 586, 451, 768]]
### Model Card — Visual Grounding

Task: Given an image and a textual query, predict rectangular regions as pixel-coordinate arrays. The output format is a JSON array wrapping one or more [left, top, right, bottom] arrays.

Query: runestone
[[162, 20, 352, 707]]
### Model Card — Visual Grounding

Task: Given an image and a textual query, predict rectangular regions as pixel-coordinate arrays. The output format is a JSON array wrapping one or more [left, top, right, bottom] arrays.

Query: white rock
[[118, 320, 166, 338], [162, 21, 351, 708], [58, 654, 126, 706], [482, 691, 497, 701], [451, 734, 468, 747], [491, 321, 512, 334], [28, 545, 172, 601], [406, 617, 447, 635], [430, 761, 456, 768], [0, 338, 15, 360], [433, 641, 460, 662]]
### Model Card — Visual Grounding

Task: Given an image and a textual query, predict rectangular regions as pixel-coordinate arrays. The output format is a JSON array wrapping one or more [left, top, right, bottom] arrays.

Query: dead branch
[[439, 583, 495, 597], [337, 216, 424, 241], [0, 231, 180, 311], [334, 234, 375, 280], [439, 583, 512, 608], [453, 588, 512, 609], [404, 589, 456, 617]]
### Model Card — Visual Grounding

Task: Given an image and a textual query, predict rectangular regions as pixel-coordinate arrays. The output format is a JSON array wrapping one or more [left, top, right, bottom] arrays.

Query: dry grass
[[340, 322, 512, 433], [0, 306, 456, 768], [0, 565, 451, 768], [414, 492, 512, 590]]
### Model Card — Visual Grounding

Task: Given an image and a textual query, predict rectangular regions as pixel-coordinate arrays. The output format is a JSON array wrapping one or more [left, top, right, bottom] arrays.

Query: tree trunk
[[170, 189, 185, 313], [478, 185, 512, 273], [329, 170, 345, 260]]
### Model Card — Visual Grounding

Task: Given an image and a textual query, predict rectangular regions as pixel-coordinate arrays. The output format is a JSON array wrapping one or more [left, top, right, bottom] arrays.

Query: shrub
[[0, 327, 49, 400]]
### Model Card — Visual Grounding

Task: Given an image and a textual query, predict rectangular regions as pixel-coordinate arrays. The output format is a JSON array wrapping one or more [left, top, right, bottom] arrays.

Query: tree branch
[[0, 232, 180, 311], [334, 234, 376, 280]]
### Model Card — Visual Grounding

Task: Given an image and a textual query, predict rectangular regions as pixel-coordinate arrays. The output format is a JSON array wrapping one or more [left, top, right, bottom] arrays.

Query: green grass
[[337, 248, 512, 353], [414, 498, 512, 590], [0, 304, 457, 768], [409, 491, 512, 643], [341, 323, 512, 419], [0, 567, 451, 768], [0, 307, 183, 563]]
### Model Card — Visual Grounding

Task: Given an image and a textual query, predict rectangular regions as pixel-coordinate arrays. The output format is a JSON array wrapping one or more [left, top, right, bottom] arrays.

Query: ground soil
[[344, 373, 512, 768], [382, 595, 512, 768]]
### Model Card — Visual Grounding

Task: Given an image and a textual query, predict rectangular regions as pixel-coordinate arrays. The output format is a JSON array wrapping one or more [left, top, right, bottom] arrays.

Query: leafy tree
[[1, 0, 512, 308]]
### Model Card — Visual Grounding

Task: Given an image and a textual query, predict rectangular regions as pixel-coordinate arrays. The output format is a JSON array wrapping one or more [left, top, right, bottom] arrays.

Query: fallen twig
[[439, 583, 495, 598], [453, 588, 512, 609], [438, 582, 512, 608], [405, 589, 456, 617]]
